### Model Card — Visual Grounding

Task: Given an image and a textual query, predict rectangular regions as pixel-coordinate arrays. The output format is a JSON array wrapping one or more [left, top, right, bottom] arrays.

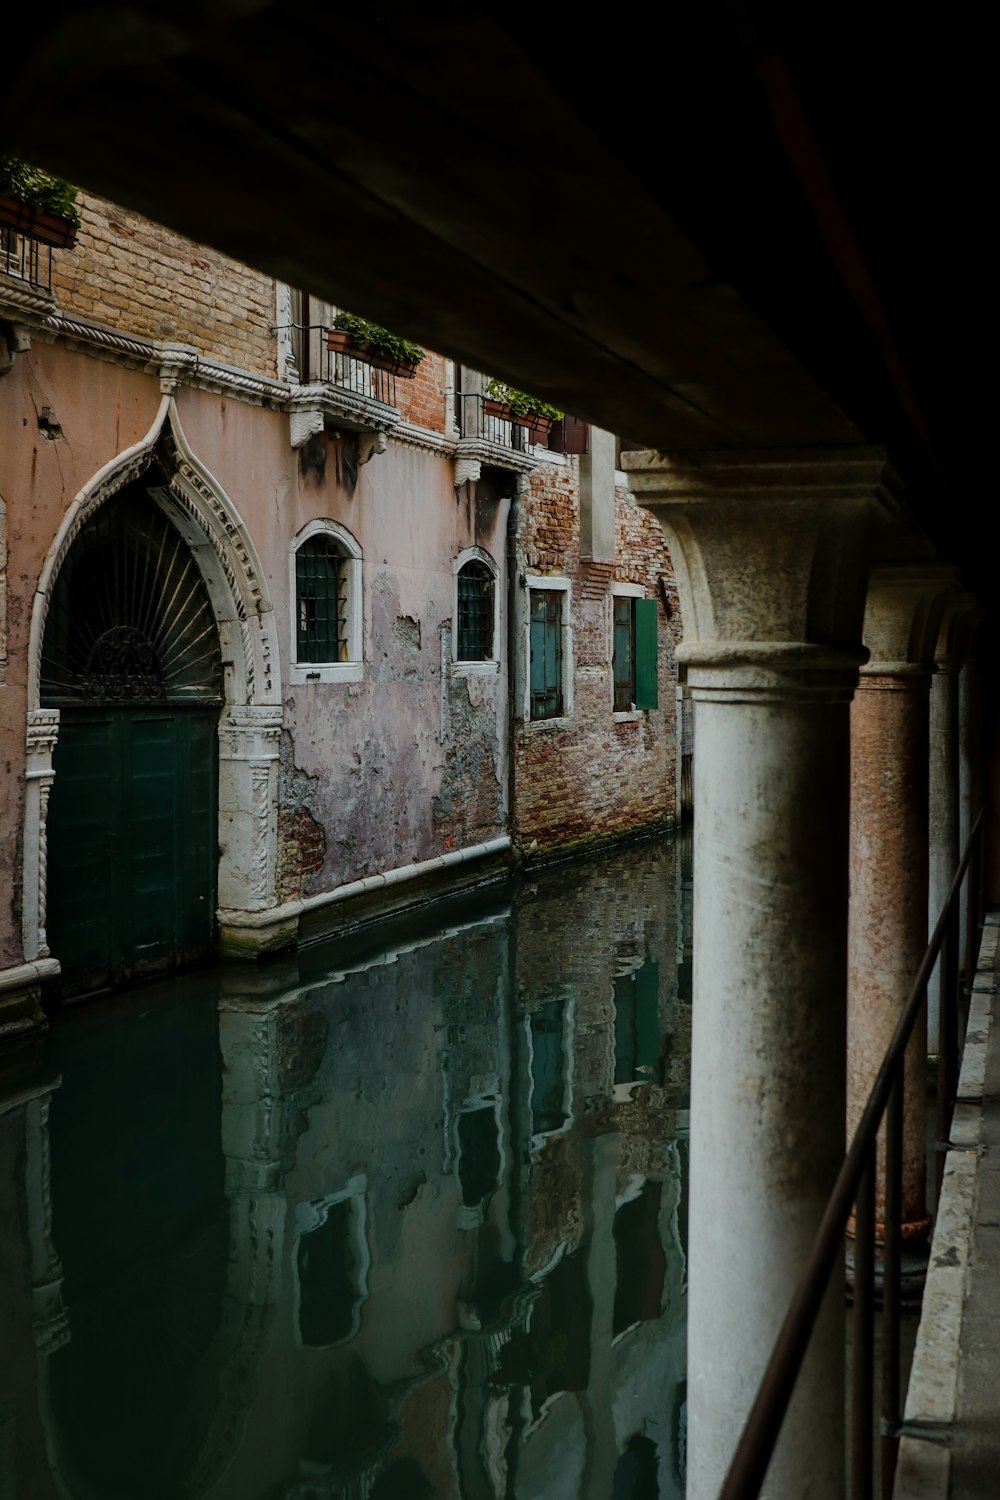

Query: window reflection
[[614, 961, 662, 1086], [295, 1186, 369, 1349], [613, 1180, 666, 1337], [529, 998, 569, 1136]]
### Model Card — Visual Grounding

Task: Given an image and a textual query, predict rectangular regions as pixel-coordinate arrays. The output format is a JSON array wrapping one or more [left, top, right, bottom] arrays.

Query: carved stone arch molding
[[23, 397, 284, 970]]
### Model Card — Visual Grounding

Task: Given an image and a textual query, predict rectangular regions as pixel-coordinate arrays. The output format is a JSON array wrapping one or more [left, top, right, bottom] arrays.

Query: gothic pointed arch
[[28, 397, 280, 716], [23, 399, 283, 972]]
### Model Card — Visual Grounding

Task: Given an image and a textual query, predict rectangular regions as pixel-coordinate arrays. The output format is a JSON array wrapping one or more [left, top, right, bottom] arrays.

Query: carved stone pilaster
[[218, 705, 282, 919], [23, 711, 60, 963]]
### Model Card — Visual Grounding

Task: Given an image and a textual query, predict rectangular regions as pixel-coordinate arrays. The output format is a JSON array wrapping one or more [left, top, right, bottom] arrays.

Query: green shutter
[[634, 597, 659, 709]]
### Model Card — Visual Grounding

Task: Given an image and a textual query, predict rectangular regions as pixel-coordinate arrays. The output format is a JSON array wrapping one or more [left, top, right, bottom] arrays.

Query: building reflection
[[0, 838, 689, 1499]]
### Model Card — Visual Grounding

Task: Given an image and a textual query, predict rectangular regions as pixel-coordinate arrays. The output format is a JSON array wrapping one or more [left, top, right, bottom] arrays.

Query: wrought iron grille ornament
[[40, 488, 223, 706], [80, 624, 164, 701]]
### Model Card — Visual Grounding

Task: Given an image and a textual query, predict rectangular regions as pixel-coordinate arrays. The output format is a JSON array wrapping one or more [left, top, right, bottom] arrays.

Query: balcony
[[458, 390, 590, 459], [284, 323, 405, 445], [1, 225, 55, 293]]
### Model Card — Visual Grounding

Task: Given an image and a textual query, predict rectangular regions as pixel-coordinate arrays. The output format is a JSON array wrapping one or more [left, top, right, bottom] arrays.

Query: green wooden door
[[48, 707, 218, 994]]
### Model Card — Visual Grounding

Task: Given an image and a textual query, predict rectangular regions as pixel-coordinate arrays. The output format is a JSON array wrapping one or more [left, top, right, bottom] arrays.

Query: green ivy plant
[[332, 311, 425, 367], [0, 157, 81, 226], [486, 378, 563, 423]]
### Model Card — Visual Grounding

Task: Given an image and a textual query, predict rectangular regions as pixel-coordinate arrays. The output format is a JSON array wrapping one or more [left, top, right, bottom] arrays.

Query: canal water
[[0, 835, 692, 1500]]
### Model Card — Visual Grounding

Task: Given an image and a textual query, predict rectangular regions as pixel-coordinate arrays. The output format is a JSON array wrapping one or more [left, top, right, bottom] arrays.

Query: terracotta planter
[[365, 348, 421, 379], [517, 412, 555, 443], [326, 328, 421, 378], [0, 196, 77, 248], [483, 397, 513, 420]]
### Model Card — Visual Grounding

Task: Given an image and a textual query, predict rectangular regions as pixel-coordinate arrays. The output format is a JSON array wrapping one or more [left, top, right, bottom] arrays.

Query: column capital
[[934, 591, 983, 669], [861, 561, 960, 677], [622, 445, 899, 687]]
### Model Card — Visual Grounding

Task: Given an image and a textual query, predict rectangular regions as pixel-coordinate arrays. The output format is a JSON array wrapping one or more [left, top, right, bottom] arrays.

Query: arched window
[[290, 521, 362, 682], [453, 548, 499, 667]]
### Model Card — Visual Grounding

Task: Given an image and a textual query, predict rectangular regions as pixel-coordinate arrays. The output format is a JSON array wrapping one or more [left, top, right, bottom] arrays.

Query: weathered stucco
[[0, 200, 679, 1015]]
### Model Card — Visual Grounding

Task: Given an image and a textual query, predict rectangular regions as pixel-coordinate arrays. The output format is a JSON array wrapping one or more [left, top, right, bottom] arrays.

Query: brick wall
[[514, 459, 681, 856], [394, 351, 450, 433], [50, 192, 279, 376]]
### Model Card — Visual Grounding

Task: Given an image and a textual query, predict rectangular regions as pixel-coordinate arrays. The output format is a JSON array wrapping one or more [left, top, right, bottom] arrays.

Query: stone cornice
[[0, 278, 59, 323], [391, 420, 458, 455], [453, 435, 537, 476], [288, 380, 400, 435], [0, 286, 487, 457]]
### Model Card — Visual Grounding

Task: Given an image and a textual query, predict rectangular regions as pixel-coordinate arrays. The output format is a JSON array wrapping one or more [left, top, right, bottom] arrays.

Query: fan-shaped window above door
[[40, 491, 222, 706]]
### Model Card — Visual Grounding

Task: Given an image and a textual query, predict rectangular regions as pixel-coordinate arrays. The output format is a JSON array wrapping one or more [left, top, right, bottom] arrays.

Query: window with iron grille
[[456, 560, 494, 661], [289, 521, 362, 683], [296, 535, 349, 663], [530, 589, 564, 720]]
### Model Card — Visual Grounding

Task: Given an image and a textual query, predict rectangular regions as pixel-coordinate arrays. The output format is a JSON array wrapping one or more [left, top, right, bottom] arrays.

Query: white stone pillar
[[624, 446, 893, 1500]]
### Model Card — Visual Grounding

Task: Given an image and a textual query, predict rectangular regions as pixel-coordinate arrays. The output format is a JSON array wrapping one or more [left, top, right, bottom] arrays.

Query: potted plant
[[486, 379, 564, 442], [0, 157, 80, 248], [326, 312, 425, 378]]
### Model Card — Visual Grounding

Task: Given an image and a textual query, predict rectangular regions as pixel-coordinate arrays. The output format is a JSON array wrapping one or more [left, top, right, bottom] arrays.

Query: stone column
[[958, 613, 985, 973], [847, 564, 955, 1241], [927, 595, 977, 1049], [624, 446, 893, 1500]]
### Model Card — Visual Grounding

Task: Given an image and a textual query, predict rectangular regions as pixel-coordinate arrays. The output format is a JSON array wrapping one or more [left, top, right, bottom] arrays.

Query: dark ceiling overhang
[[1, 3, 981, 584]]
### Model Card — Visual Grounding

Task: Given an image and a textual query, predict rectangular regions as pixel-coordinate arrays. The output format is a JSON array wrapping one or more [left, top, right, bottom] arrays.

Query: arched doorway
[[41, 481, 222, 994]]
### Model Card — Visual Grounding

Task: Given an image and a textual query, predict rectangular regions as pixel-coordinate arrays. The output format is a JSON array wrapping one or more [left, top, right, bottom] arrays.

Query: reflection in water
[[0, 836, 689, 1499]]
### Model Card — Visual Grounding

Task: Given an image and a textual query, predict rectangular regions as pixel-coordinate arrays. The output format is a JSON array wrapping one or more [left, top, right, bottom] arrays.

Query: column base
[[218, 913, 298, 960], [0, 959, 59, 1043], [845, 1236, 931, 1302]]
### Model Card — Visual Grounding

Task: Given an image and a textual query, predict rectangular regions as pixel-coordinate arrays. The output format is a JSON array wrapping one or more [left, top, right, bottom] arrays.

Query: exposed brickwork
[[276, 730, 327, 903], [277, 806, 327, 905], [514, 460, 681, 857], [394, 351, 450, 433], [50, 193, 279, 376]]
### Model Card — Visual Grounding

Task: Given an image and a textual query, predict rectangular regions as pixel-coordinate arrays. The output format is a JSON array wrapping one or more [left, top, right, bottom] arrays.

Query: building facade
[[0, 187, 679, 1035]]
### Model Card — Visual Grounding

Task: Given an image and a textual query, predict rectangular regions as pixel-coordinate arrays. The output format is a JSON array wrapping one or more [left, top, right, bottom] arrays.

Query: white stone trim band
[[217, 836, 513, 930]]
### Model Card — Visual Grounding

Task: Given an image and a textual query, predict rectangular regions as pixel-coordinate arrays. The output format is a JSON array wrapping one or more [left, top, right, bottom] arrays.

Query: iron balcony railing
[[720, 806, 986, 1499], [459, 391, 534, 452], [456, 392, 591, 455], [1, 225, 54, 291], [275, 323, 403, 406]]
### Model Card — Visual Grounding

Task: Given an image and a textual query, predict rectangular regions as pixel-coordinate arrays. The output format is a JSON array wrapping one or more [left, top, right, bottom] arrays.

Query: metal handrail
[[720, 805, 987, 1500]]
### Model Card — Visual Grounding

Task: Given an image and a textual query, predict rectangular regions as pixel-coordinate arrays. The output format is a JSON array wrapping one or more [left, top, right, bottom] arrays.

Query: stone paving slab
[[895, 913, 1000, 1500]]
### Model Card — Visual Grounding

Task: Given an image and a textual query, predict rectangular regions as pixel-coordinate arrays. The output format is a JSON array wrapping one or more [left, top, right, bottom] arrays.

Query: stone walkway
[[895, 911, 1000, 1499]]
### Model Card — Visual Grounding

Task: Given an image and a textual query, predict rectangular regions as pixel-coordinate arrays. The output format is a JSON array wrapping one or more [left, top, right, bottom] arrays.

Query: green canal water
[[0, 835, 691, 1499]]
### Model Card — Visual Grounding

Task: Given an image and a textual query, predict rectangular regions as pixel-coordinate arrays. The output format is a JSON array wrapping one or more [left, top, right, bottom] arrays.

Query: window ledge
[[290, 661, 363, 685], [526, 714, 573, 733], [613, 708, 644, 724], [450, 659, 500, 677]]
